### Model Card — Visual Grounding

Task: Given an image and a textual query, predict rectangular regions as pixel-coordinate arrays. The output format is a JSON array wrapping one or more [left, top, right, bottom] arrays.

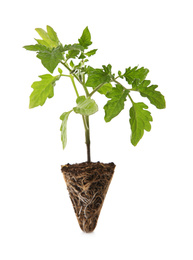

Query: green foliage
[[129, 102, 153, 146], [132, 80, 166, 109], [60, 111, 72, 149], [23, 44, 48, 51], [63, 44, 84, 52], [124, 66, 149, 85], [29, 74, 60, 108], [73, 96, 98, 116], [85, 49, 97, 57], [104, 84, 129, 122], [36, 46, 64, 73], [78, 26, 92, 49], [97, 83, 112, 95], [86, 66, 112, 90], [24, 25, 166, 153], [35, 26, 60, 48]]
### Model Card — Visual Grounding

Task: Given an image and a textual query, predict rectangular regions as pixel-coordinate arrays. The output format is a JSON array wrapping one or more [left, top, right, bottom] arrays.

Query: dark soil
[[61, 162, 115, 233]]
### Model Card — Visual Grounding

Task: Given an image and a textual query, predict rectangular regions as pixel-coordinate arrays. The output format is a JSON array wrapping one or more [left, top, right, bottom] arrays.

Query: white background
[[0, 0, 193, 259]]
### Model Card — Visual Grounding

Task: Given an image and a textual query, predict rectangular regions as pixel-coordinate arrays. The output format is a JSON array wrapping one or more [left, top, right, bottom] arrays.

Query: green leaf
[[97, 83, 113, 95], [58, 67, 63, 74], [60, 111, 72, 149], [129, 102, 153, 146], [85, 49, 97, 57], [78, 26, 92, 49], [85, 66, 111, 89], [62, 44, 84, 60], [46, 25, 59, 44], [78, 53, 86, 59], [118, 70, 124, 79], [23, 44, 48, 51], [63, 44, 84, 52], [35, 26, 59, 48], [66, 49, 80, 59], [36, 46, 63, 73], [69, 60, 75, 68], [124, 66, 149, 85], [102, 64, 112, 75], [104, 84, 129, 122], [29, 74, 60, 108], [132, 80, 166, 109], [35, 39, 50, 47], [73, 96, 98, 116]]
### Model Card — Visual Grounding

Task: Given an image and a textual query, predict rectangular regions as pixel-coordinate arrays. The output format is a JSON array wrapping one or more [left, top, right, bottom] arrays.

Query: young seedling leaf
[[34, 39, 50, 47], [29, 74, 60, 108], [85, 49, 97, 57], [102, 64, 112, 75], [97, 83, 113, 95], [86, 66, 111, 89], [60, 111, 72, 149], [63, 44, 84, 52], [69, 60, 75, 68], [129, 102, 153, 146], [124, 66, 149, 85], [78, 53, 86, 59], [104, 84, 129, 122], [23, 44, 48, 52], [58, 68, 63, 74], [35, 27, 59, 48], [78, 27, 92, 49], [46, 25, 59, 44], [66, 49, 80, 59], [132, 80, 166, 109], [36, 46, 63, 73], [73, 96, 98, 116]]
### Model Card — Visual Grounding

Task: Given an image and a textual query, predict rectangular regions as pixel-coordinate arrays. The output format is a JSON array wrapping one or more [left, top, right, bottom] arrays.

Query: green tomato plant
[[24, 26, 166, 162]]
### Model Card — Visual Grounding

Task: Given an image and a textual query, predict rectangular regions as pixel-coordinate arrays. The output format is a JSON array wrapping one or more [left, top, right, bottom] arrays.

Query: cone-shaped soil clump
[[61, 162, 115, 233]]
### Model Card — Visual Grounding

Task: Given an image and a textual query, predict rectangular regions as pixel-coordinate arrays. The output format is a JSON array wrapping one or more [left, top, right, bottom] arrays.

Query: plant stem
[[61, 60, 91, 162], [69, 75, 79, 98], [84, 116, 91, 163], [89, 82, 105, 97], [61, 61, 82, 85], [80, 71, 91, 162], [113, 79, 135, 104], [128, 93, 135, 104]]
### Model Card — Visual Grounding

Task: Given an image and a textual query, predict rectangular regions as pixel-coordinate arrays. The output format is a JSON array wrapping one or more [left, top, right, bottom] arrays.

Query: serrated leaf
[[73, 96, 98, 116], [102, 64, 112, 75], [78, 26, 92, 49], [35, 39, 50, 47], [36, 46, 63, 73], [129, 102, 153, 146], [78, 53, 86, 59], [85, 49, 97, 57], [97, 83, 113, 95], [104, 84, 129, 122], [35, 27, 58, 48], [60, 111, 72, 149], [23, 44, 48, 51], [63, 44, 84, 52], [124, 66, 149, 85], [85, 66, 111, 89], [29, 74, 60, 108], [132, 80, 166, 109], [66, 49, 80, 59], [46, 25, 59, 44]]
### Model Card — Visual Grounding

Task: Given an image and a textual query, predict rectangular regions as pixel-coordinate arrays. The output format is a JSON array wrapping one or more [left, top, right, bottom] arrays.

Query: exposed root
[[61, 162, 115, 233]]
